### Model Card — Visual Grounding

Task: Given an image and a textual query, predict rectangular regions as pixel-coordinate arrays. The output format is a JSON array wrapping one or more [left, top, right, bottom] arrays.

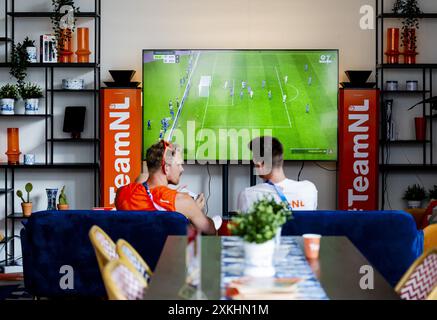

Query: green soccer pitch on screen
[[142, 50, 338, 161]]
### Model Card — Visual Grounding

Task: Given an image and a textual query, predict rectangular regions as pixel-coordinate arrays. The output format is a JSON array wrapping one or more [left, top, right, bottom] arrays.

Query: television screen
[[142, 50, 338, 161]]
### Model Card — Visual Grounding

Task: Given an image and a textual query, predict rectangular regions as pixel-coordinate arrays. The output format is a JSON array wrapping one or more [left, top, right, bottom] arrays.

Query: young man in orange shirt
[[116, 140, 216, 235]]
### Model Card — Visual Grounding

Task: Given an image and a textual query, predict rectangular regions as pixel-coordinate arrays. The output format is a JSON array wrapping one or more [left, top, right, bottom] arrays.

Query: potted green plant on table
[[19, 83, 43, 115], [57, 185, 69, 210], [228, 197, 292, 277], [393, 0, 422, 64], [0, 84, 19, 115], [403, 184, 426, 208], [16, 183, 33, 217]]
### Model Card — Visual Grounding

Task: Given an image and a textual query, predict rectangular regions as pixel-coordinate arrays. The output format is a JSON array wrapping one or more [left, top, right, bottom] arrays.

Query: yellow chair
[[89, 225, 119, 275], [102, 259, 148, 300], [429, 286, 437, 300], [424, 224, 437, 252], [116, 239, 153, 282], [395, 248, 437, 300]]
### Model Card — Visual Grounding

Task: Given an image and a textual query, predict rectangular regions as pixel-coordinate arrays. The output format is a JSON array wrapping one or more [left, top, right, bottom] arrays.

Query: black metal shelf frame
[[376, 0, 437, 209], [1, 0, 101, 267]]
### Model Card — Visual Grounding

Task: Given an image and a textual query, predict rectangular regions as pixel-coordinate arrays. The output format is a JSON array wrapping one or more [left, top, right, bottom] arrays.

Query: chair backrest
[[395, 248, 437, 300], [102, 259, 148, 300], [116, 239, 153, 282], [424, 224, 437, 252], [89, 225, 119, 274]]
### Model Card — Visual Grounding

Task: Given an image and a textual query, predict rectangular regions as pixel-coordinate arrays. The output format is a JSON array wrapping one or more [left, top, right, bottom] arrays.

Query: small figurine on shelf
[[17, 183, 33, 217], [57, 185, 69, 210]]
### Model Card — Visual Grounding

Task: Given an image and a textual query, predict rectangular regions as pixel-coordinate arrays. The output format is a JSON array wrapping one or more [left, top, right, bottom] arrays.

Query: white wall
[[1, 0, 437, 259]]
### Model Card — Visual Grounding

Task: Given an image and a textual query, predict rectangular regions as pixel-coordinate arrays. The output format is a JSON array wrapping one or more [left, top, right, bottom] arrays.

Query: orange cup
[[303, 234, 321, 259]]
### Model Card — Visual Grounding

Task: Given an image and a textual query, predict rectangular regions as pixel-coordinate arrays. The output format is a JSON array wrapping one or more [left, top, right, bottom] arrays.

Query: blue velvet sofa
[[21, 209, 422, 298], [21, 210, 188, 298], [282, 210, 423, 287]]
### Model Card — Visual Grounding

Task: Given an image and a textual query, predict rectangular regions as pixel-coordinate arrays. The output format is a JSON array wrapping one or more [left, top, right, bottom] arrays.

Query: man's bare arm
[[175, 193, 216, 235]]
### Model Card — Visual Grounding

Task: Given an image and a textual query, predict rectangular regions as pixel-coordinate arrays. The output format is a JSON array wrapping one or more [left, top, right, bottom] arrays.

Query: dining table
[[143, 236, 400, 300]]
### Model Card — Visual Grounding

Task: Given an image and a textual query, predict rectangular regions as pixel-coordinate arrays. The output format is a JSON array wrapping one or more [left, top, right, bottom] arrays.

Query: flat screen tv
[[142, 49, 338, 161]]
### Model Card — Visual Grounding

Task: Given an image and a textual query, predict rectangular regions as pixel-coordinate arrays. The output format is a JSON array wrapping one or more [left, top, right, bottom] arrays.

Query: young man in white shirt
[[237, 136, 318, 212]]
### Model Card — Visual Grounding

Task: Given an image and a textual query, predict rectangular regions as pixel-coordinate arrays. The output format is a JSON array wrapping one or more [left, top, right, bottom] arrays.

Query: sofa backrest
[[282, 210, 424, 287], [21, 210, 188, 298]]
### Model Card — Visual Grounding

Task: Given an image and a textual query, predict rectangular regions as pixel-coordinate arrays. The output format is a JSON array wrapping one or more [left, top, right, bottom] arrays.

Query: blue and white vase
[[24, 99, 39, 114], [26, 46, 37, 63], [0, 98, 15, 115], [46, 188, 58, 211]]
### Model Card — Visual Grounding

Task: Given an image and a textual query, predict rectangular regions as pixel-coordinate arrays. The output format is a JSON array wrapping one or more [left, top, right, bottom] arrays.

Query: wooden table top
[[144, 236, 399, 300]]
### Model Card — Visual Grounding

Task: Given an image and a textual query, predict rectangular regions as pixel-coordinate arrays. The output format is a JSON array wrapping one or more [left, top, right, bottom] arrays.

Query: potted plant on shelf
[[403, 184, 426, 208], [23, 37, 37, 63], [57, 185, 69, 210], [10, 40, 29, 87], [51, 0, 80, 63], [19, 83, 43, 115], [393, 0, 422, 64], [16, 183, 33, 217], [0, 84, 19, 115], [228, 197, 291, 277], [428, 185, 437, 202]]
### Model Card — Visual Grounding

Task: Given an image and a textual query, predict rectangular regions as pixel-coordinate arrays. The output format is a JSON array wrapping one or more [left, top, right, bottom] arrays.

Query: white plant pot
[[24, 99, 39, 114], [407, 200, 422, 209], [26, 46, 37, 63], [0, 98, 15, 115], [243, 239, 275, 277], [275, 226, 282, 246]]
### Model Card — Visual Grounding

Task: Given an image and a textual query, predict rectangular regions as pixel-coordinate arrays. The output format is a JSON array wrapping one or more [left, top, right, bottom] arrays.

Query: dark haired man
[[237, 136, 318, 212], [115, 140, 216, 235]]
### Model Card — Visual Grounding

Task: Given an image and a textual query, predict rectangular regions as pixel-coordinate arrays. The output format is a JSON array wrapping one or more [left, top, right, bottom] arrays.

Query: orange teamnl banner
[[338, 89, 379, 210], [100, 88, 142, 207]]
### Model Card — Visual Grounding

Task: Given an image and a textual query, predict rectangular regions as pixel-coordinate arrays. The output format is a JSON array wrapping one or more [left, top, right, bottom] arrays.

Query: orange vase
[[6, 128, 21, 164], [385, 28, 400, 64], [59, 29, 74, 63], [402, 28, 418, 64], [76, 28, 91, 63]]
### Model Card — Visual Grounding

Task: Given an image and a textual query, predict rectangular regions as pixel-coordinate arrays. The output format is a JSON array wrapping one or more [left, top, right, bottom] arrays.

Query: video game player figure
[[169, 100, 173, 109], [304, 64, 308, 72], [224, 80, 229, 89], [282, 94, 287, 103], [308, 76, 312, 86], [147, 120, 151, 130], [176, 97, 179, 108], [159, 129, 164, 140], [306, 104, 310, 113], [170, 108, 175, 120], [250, 90, 254, 99], [247, 86, 251, 93], [262, 80, 266, 88], [284, 75, 288, 84], [268, 90, 272, 100], [242, 81, 246, 89]]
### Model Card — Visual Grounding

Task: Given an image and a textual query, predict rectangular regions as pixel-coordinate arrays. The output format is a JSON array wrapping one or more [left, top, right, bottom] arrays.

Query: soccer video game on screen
[[143, 49, 338, 161]]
